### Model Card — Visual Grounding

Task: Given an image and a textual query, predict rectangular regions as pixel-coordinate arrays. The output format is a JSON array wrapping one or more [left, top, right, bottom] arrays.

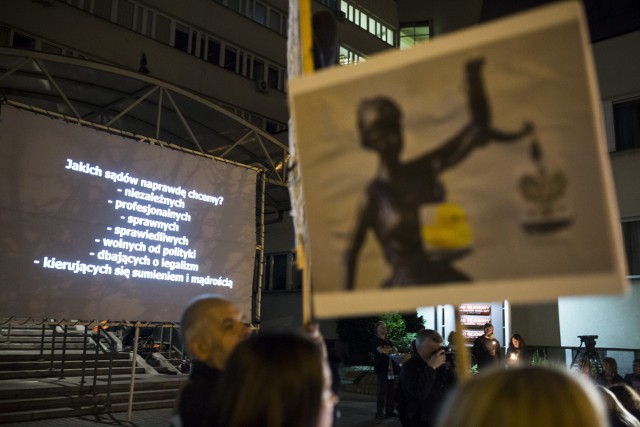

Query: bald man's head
[[180, 295, 248, 369]]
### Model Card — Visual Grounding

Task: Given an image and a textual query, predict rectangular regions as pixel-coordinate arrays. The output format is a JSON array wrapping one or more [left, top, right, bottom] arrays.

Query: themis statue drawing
[[344, 58, 534, 290]]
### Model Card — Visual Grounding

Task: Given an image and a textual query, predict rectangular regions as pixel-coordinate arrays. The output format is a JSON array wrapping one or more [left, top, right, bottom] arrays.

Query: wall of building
[[555, 29, 640, 352], [595, 30, 640, 219], [506, 30, 640, 351], [558, 279, 640, 349], [355, 0, 399, 27], [396, 1, 433, 25], [611, 150, 640, 218], [510, 301, 561, 346], [0, 0, 289, 123], [593, 30, 640, 99], [264, 214, 295, 253]]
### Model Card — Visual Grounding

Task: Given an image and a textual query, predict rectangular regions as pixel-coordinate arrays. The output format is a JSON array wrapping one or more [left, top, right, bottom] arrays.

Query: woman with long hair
[[609, 383, 640, 421], [597, 357, 625, 387], [207, 332, 336, 427], [596, 385, 640, 427], [506, 333, 529, 366]]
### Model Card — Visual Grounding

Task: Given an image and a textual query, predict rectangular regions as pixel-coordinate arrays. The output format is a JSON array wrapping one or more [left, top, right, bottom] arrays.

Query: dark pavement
[[0, 392, 401, 427]]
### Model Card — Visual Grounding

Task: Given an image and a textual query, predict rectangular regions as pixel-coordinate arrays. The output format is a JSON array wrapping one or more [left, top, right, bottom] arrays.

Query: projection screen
[[0, 106, 257, 322]]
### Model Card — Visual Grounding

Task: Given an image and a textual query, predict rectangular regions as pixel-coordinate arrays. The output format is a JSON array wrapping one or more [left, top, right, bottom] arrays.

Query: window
[[262, 252, 302, 291], [0, 26, 9, 46], [12, 32, 36, 50], [197, 34, 206, 59], [243, 0, 254, 16], [359, 12, 367, 30], [224, 46, 238, 72], [214, 0, 286, 35], [269, 10, 281, 32], [239, 51, 247, 76], [339, 45, 365, 65], [73, 0, 90, 12], [93, 0, 112, 20], [252, 59, 264, 81], [173, 23, 190, 52], [116, 0, 135, 29], [386, 28, 394, 45], [613, 97, 640, 151], [317, 0, 338, 11], [56, 1, 287, 92], [254, 2, 267, 25], [136, 6, 144, 34], [228, 0, 241, 12], [339, 0, 396, 46], [207, 37, 221, 65], [266, 120, 286, 134], [267, 65, 279, 89], [41, 41, 63, 55], [399, 21, 430, 50], [190, 31, 199, 57], [155, 14, 171, 44], [622, 220, 640, 276]]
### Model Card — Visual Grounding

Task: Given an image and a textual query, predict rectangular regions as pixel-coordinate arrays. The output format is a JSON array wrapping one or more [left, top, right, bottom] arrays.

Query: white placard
[[289, 2, 627, 318]]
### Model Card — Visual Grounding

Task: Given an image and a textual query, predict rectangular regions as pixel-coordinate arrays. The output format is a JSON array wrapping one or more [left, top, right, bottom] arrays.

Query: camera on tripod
[[578, 335, 598, 349], [571, 335, 603, 375]]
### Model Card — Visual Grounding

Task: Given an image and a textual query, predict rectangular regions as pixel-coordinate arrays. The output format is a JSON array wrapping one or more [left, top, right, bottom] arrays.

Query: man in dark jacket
[[398, 329, 455, 427], [372, 320, 399, 419], [472, 323, 502, 370], [172, 294, 249, 427]]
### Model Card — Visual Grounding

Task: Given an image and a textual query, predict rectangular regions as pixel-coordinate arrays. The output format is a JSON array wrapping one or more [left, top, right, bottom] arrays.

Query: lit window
[[340, 0, 395, 46], [399, 22, 430, 50], [339, 45, 365, 65]]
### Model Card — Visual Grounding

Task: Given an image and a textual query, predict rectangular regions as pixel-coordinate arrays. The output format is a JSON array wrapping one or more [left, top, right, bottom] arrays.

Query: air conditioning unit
[[256, 80, 270, 93], [336, 10, 346, 21]]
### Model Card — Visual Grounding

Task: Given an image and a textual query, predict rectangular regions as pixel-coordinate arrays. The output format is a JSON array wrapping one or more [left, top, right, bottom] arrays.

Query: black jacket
[[398, 355, 455, 427], [177, 361, 221, 427]]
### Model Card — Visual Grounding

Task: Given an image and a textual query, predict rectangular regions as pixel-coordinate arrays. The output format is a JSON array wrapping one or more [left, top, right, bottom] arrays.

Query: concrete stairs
[[0, 322, 187, 423]]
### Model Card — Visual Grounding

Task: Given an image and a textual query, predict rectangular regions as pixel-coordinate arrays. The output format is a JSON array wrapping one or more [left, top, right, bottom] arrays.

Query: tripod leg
[[570, 342, 584, 368]]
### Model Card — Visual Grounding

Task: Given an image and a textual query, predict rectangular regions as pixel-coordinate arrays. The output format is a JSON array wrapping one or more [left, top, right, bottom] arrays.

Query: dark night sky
[[480, 0, 640, 42]]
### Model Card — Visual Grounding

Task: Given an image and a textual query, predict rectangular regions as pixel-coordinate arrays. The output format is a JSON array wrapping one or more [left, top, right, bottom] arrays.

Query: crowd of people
[[371, 321, 640, 427], [167, 295, 639, 427]]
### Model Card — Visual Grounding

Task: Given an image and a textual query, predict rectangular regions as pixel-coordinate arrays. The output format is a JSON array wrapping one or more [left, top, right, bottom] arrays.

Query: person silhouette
[[344, 58, 533, 289]]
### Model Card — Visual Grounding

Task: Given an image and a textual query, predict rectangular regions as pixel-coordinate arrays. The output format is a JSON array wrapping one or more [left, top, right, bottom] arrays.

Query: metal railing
[[0, 317, 183, 411]]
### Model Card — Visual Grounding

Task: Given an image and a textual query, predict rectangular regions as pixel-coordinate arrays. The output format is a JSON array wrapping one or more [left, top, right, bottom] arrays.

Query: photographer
[[397, 329, 456, 427]]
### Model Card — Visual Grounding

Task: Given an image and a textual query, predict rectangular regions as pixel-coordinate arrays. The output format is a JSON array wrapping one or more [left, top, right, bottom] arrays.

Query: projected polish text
[[34, 158, 235, 288]]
